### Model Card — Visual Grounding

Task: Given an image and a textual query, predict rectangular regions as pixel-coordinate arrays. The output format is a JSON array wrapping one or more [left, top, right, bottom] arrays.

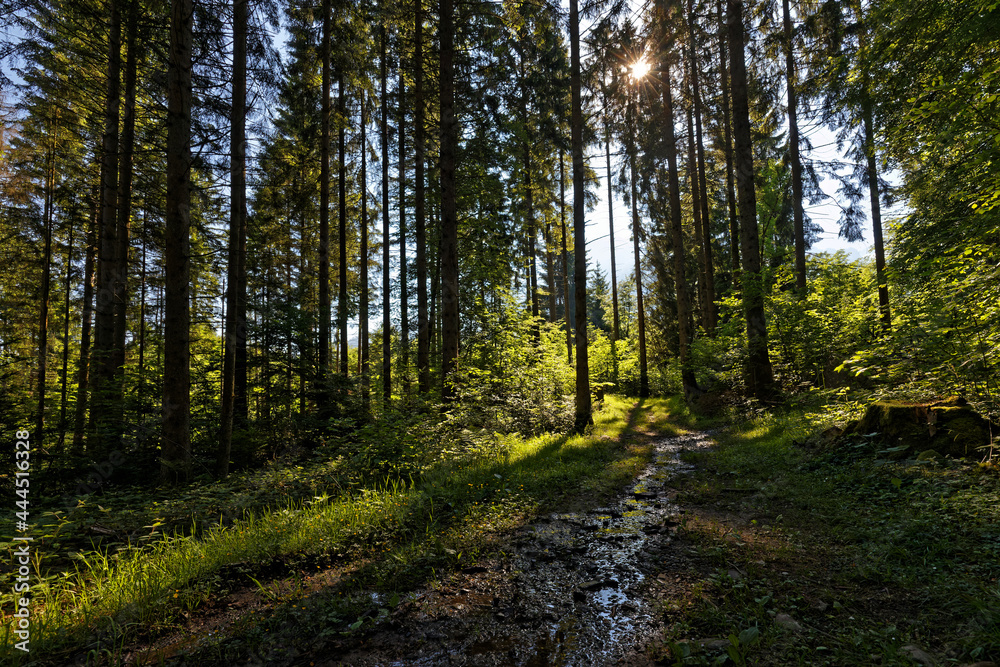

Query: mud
[[321, 431, 715, 666]]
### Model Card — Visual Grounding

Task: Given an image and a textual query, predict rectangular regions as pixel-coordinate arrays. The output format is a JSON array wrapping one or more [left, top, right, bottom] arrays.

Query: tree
[[658, 0, 698, 398], [219, 0, 248, 477], [728, 0, 775, 400], [380, 24, 391, 404], [782, 0, 806, 294], [318, 0, 332, 396], [415, 0, 430, 394], [569, 0, 591, 430], [439, 0, 459, 401], [162, 0, 194, 484], [625, 80, 649, 398]]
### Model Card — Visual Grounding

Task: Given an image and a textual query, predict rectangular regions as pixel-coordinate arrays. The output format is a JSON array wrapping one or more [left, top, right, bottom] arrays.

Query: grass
[[654, 399, 1000, 666], [0, 395, 677, 664]]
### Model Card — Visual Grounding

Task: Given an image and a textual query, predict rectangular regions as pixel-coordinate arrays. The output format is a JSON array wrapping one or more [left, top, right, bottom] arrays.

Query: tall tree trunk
[[360, 90, 370, 407], [858, 22, 890, 329], [545, 219, 556, 322], [113, 0, 138, 416], [338, 72, 349, 377], [415, 0, 430, 394], [318, 0, 332, 396], [560, 151, 572, 364], [688, 0, 717, 334], [728, 0, 775, 401], [92, 0, 121, 453], [399, 68, 409, 394], [35, 143, 53, 451], [685, 90, 709, 334], [59, 217, 74, 452], [718, 0, 739, 277], [862, 99, 890, 329], [569, 0, 591, 430], [162, 0, 193, 484], [73, 191, 98, 453], [659, 36, 698, 397], [627, 96, 649, 398], [439, 0, 459, 401], [519, 54, 539, 344], [604, 103, 620, 346], [783, 0, 806, 294], [219, 0, 247, 477], [380, 26, 391, 404], [137, 212, 147, 419]]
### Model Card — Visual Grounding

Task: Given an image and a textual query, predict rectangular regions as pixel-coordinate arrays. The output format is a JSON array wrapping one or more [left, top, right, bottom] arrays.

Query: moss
[[837, 400, 991, 460], [938, 414, 989, 458]]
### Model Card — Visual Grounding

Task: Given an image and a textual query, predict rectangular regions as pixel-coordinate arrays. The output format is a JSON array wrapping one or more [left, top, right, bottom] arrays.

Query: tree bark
[[219, 0, 247, 477], [863, 99, 890, 329], [783, 0, 806, 294], [688, 0, 717, 334], [113, 0, 138, 411], [569, 0, 591, 430], [73, 191, 98, 453], [627, 95, 649, 398], [380, 26, 392, 404], [318, 0, 332, 396], [560, 151, 572, 365], [718, 0, 739, 277], [415, 0, 430, 394], [604, 101, 620, 346], [58, 212, 74, 452], [659, 39, 698, 397], [162, 0, 193, 484], [439, 0, 459, 401], [338, 71, 349, 377], [399, 67, 410, 394], [92, 0, 121, 452], [519, 56, 539, 345], [360, 89, 370, 406], [35, 142, 53, 451], [728, 0, 775, 401]]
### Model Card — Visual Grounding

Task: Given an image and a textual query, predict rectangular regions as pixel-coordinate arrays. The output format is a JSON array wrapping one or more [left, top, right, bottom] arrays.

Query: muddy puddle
[[328, 431, 715, 666]]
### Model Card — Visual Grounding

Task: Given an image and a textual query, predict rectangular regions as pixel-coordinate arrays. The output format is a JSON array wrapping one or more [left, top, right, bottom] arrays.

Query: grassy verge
[[0, 395, 679, 664], [654, 403, 1000, 666]]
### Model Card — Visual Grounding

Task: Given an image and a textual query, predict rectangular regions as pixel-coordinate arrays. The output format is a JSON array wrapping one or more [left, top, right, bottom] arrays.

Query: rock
[[774, 613, 802, 632], [917, 449, 941, 461], [900, 644, 935, 665], [581, 580, 605, 591], [727, 569, 742, 581]]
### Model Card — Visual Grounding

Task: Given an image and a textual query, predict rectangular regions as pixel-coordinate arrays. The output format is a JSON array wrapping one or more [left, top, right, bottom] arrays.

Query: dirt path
[[312, 431, 716, 666]]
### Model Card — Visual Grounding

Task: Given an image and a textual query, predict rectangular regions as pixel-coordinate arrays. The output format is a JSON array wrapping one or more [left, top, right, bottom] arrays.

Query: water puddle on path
[[363, 431, 715, 667]]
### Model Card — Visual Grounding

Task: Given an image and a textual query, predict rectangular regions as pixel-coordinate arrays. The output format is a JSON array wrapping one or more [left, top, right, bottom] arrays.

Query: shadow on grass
[[96, 396, 686, 665]]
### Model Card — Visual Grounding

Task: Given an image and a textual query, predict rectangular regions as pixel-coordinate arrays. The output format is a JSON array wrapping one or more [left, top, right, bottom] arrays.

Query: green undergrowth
[[658, 399, 1000, 666], [0, 395, 679, 664]]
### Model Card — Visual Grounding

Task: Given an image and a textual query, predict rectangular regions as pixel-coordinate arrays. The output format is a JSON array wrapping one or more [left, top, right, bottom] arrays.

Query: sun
[[629, 59, 652, 81]]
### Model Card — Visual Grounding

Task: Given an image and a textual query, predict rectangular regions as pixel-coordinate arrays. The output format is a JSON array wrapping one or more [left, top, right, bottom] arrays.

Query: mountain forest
[[0, 0, 998, 663]]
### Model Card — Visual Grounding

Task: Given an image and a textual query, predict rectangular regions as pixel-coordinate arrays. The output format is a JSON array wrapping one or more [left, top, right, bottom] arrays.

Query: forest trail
[[316, 431, 716, 666]]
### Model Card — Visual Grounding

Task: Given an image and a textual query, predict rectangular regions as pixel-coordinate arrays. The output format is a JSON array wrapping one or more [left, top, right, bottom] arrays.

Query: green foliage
[[767, 254, 879, 389]]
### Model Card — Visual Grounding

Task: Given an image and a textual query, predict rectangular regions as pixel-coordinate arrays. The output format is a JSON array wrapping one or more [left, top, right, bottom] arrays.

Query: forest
[[0, 0, 998, 662]]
